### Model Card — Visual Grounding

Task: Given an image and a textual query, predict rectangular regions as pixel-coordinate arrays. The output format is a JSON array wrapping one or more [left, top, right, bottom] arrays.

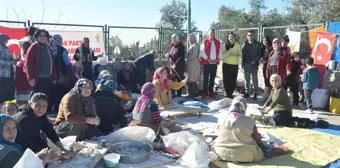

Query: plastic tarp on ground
[[327, 22, 340, 62]]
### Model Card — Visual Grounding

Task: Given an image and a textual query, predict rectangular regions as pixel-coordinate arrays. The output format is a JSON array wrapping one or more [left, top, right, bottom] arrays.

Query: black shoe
[[253, 94, 258, 100], [227, 95, 234, 99], [243, 93, 250, 98]]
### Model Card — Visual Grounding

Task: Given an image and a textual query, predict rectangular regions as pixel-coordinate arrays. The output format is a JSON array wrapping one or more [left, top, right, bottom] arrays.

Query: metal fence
[[0, 20, 27, 28], [218, 27, 260, 43], [0, 19, 326, 59], [263, 24, 324, 57]]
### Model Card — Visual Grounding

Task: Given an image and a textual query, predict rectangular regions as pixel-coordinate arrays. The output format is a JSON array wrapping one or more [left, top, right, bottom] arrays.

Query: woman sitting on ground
[[117, 62, 140, 93], [12, 93, 75, 155], [0, 114, 71, 168], [211, 96, 290, 163], [153, 67, 202, 113], [54, 79, 102, 141], [128, 82, 181, 134], [93, 80, 131, 134], [259, 74, 293, 126]]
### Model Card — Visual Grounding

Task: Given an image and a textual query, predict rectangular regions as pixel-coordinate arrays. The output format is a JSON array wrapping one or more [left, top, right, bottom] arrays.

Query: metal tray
[[109, 140, 153, 164]]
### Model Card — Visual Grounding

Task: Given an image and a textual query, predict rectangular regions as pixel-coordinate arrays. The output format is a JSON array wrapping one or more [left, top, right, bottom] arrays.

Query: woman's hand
[[262, 107, 271, 114], [183, 72, 188, 81], [60, 150, 76, 160], [114, 90, 123, 97], [36, 148, 50, 165], [29, 79, 35, 87], [47, 150, 61, 162], [86, 117, 98, 125]]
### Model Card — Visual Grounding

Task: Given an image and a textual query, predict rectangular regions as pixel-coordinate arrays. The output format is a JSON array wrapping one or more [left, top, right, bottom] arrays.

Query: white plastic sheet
[[14, 149, 44, 168], [177, 141, 211, 168], [207, 98, 233, 112], [106, 126, 156, 143]]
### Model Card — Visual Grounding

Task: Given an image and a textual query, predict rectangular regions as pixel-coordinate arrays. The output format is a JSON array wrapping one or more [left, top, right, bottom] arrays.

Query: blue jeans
[[244, 63, 258, 94]]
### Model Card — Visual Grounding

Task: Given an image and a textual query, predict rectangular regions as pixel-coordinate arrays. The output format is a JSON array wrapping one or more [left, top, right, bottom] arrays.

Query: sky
[[0, 0, 285, 45]]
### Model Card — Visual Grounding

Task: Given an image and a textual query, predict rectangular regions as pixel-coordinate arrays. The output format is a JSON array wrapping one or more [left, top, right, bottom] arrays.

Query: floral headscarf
[[153, 67, 169, 92], [100, 80, 117, 93], [219, 96, 247, 128], [69, 79, 93, 116], [0, 114, 23, 152], [50, 34, 63, 57], [133, 83, 156, 113]]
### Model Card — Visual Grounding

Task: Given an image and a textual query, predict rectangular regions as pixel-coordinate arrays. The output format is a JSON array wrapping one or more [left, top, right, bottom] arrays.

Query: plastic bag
[[311, 88, 329, 109], [47, 136, 77, 152], [177, 141, 211, 168], [106, 126, 156, 143], [161, 131, 205, 155], [14, 149, 44, 168], [207, 98, 233, 112]]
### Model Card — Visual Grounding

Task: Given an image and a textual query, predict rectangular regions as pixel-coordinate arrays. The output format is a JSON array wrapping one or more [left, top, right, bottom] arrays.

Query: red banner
[[0, 26, 27, 56], [0, 26, 30, 92], [311, 32, 336, 65]]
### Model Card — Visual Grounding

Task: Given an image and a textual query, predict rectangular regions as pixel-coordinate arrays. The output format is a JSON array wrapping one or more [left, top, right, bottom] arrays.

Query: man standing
[[242, 31, 261, 99], [74, 37, 99, 81], [200, 29, 222, 99]]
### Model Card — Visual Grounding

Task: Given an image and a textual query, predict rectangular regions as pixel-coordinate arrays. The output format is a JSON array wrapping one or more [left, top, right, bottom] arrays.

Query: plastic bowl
[[103, 153, 120, 168]]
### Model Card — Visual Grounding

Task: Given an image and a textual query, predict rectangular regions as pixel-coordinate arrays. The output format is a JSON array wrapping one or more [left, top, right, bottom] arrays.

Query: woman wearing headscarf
[[153, 67, 187, 108], [95, 70, 112, 89], [55, 79, 102, 141], [128, 83, 180, 134], [222, 32, 242, 98], [92, 64, 102, 84], [265, 38, 291, 85], [25, 29, 57, 99], [0, 114, 68, 168], [186, 34, 200, 98], [48, 34, 77, 113], [133, 51, 155, 87], [93, 80, 131, 134], [260, 36, 273, 102], [74, 37, 99, 80], [211, 96, 290, 163], [0, 34, 17, 103], [169, 33, 186, 97], [117, 62, 139, 93]]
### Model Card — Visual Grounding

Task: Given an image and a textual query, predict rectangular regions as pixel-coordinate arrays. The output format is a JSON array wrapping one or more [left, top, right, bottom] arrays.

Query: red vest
[[200, 38, 221, 65]]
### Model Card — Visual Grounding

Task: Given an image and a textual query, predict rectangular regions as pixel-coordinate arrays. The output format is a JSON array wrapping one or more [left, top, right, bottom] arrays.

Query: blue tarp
[[327, 22, 340, 62]]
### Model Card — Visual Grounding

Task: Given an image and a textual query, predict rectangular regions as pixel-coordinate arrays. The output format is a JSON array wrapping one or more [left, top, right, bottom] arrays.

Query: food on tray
[[78, 147, 102, 159], [114, 147, 148, 156]]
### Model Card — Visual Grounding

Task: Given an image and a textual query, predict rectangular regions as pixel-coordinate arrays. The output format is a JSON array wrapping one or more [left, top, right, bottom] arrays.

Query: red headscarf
[[153, 67, 169, 92]]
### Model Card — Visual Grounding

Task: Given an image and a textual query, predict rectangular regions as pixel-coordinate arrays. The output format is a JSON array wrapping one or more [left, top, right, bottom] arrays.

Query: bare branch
[[62, 19, 72, 31], [40, 0, 47, 29], [6, 5, 10, 26], [22, 8, 28, 23], [53, 8, 63, 30], [10, 5, 20, 27]]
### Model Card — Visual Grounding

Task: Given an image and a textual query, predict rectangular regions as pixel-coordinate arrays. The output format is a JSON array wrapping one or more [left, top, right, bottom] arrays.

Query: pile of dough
[[78, 147, 102, 159], [72, 142, 87, 153], [115, 147, 148, 156]]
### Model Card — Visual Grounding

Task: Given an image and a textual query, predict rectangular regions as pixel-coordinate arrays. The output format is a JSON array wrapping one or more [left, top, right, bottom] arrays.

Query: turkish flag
[[311, 32, 336, 65], [0, 26, 27, 56]]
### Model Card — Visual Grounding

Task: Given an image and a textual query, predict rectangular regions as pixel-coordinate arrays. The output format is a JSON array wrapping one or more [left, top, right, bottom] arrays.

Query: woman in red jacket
[[25, 29, 56, 99], [266, 38, 291, 86]]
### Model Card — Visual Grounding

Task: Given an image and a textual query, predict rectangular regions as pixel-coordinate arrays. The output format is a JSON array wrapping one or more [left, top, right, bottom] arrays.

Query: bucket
[[103, 153, 120, 168], [328, 60, 336, 70]]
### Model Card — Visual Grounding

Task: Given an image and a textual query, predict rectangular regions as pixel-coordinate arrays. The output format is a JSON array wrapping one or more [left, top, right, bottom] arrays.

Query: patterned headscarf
[[153, 67, 169, 92], [50, 34, 63, 57], [100, 80, 117, 93], [133, 83, 156, 113], [69, 79, 93, 116], [219, 96, 247, 128], [0, 114, 23, 152]]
